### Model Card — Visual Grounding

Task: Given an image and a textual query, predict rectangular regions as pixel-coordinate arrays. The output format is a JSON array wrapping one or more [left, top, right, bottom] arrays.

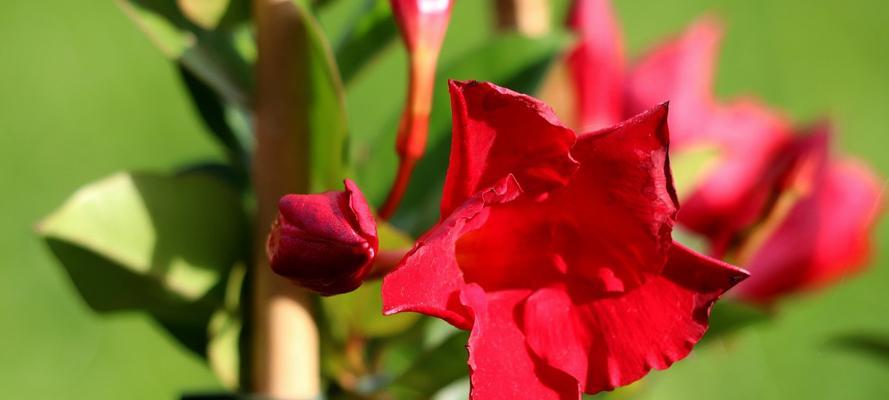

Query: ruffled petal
[[461, 284, 581, 400], [523, 242, 748, 394], [440, 80, 579, 217], [626, 17, 722, 145], [566, 0, 626, 131], [382, 176, 522, 329], [553, 105, 678, 291]]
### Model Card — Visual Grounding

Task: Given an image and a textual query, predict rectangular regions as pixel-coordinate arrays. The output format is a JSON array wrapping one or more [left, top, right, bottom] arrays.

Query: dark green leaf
[[704, 300, 772, 341], [386, 329, 471, 399], [335, 0, 398, 85], [828, 332, 889, 366], [178, 66, 252, 169]]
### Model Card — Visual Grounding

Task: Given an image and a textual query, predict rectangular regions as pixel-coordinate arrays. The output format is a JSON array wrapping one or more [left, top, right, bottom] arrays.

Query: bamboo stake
[[251, 0, 319, 398]]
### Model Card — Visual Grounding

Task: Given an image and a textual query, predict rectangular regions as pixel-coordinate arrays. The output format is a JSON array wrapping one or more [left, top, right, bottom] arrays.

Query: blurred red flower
[[565, 0, 884, 303], [382, 81, 747, 398], [732, 125, 884, 303]]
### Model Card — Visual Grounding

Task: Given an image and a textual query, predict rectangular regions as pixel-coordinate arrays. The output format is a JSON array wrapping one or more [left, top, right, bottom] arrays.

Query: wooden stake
[[251, 0, 320, 398]]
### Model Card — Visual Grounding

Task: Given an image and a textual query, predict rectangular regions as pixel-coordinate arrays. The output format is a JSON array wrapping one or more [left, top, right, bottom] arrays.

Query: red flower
[[267, 180, 378, 296], [564, 1, 885, 303], [733, 125, 884, 303], [382, 81, 748, 398]]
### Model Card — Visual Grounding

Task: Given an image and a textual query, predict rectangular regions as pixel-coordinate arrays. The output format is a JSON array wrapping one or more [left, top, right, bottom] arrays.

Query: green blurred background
[[1, 0, 886, 398]]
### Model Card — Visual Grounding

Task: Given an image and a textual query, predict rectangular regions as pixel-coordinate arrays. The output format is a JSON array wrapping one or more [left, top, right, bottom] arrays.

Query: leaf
[[178, 65, 253, 168], [118, 0, 255, 163], [208, 263, 247, 390], [386, 329, 471, 399], [703, 300, 772, 341], [827, 332, 889, 366], [178, 0, 231, 30], [321, 279, 420, 342], [335, 0, 398, 85], [38, 171, 249, 354], [293, 1, 351, 192], [117, 0, 254, 107], [377, 220, 414, 251]]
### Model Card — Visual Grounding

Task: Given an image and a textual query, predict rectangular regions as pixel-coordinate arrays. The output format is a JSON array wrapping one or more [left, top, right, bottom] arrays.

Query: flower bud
[[389, 0, 454, 54], [267, 179, 378, 296]]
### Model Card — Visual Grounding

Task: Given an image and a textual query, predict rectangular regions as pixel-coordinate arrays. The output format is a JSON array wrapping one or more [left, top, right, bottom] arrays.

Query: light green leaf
[[178, 0, 231, 30], [38, 171, 248, 320], [321, 279, 420, 341], [208, 263, 247, 390]]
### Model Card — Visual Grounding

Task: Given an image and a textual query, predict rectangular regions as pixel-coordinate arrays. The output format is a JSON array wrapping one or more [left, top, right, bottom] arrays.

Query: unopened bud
[[267, 180, 378, 296]]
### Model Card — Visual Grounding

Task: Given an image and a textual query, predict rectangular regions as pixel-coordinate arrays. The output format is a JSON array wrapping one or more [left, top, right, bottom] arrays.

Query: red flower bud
[[380, 0, 456, 219], [389, 0, 454, 54], [267, 180, 378, 296]]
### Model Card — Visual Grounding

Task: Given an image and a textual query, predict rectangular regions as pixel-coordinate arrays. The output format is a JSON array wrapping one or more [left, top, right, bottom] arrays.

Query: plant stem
[[251, 0, 319, 397], [494, 0, 552, 37]]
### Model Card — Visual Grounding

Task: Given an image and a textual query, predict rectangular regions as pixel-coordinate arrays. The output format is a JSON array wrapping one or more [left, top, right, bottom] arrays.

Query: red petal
[[626, 17, 722, 145], [566, 0, 626, 131], [461, 284, 581, 400], [558, 105, 678, 290], [440, 80, 579, 217], [382, 176, 522, 329], [523, 242, 748, 394], [454, 105, 678, 296], [735, 129, 884, 303]]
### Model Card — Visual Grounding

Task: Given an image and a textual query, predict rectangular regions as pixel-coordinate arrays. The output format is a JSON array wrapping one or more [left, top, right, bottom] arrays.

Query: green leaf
[[827, 332, 889, 366], [321, 279, 420, 342], [319, 220, 415, 342], [118, 0, 255, 162], [117, 0, 254, 106], [38, 171, 249, 352], [292, 1, 351, 191], [178, 65, 253, 168], [335, 0, 398, 85], [377, 220, 414, 251], [177, 0, 231, 30], [207, 263, 247, 390], [386, 329, 471, 399], [704, 300, 772, 341]]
